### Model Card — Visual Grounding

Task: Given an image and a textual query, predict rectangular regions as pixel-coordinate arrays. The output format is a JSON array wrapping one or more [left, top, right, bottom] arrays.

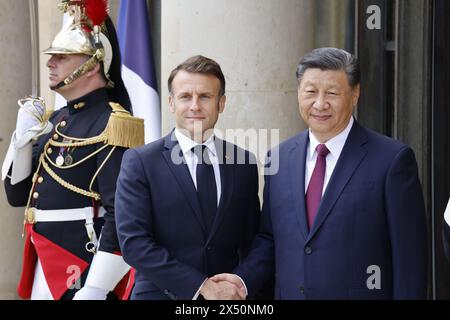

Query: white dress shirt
[[175, 128, 221, 206], [444, 197, 450, 227], [174, 129, 222, 300], [305, 117, 354, 195]]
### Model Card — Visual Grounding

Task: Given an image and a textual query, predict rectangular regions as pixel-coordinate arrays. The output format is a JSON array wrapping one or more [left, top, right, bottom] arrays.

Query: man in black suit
[[115, 55, 261, 300]]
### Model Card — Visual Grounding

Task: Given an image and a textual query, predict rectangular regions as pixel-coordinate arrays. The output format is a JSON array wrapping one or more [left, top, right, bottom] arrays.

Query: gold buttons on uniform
[[53, 134, 59, 140], [37, 177, 44, 184], [47, 148, 52, 154], [60, 121, 66, 127], [33, 192, 39, 199], [74, 102, 85, 110]]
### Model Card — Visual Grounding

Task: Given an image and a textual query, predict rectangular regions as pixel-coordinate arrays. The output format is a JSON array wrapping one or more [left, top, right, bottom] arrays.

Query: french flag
[[117, 0, 161, 143]]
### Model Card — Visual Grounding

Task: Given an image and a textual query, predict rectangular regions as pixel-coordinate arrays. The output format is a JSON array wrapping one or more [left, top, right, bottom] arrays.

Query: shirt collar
[[174, 128, 217, 157], [308, 116, 354, 160]]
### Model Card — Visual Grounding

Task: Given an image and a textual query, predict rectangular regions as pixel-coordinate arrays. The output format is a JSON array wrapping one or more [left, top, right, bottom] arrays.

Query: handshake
[[199, 273, 247, 300]]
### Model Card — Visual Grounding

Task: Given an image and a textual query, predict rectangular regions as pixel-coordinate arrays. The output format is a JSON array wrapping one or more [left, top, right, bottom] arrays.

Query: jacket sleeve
[[238, 156, 261, 259], [4, 171, 32, 207], [385, 146, 428, 299], [95, 144, 126, 254], [4, 139, 46, 207], [235, 153, 276, 298], [443, 221, 450, 262], [80, 144, 131, 294]]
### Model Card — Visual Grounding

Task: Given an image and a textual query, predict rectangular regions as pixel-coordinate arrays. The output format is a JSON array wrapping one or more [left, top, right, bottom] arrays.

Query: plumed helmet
[[43, 0, 115, 89]]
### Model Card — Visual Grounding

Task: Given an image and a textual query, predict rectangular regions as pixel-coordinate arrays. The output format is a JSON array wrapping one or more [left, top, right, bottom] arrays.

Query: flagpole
[[29, 0, 40, 97]]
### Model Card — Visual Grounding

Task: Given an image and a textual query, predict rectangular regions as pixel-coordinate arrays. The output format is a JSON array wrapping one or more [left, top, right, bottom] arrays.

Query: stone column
[[161, 0, 315, 176], [0, 0, 32, 299], [0, 0, 121, 299]]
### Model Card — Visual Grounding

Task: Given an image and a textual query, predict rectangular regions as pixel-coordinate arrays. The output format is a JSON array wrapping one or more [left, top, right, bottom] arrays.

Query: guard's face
[[298, 68, 360, 143], [46, 54, 89, 89], [169, 70, 225, 141]]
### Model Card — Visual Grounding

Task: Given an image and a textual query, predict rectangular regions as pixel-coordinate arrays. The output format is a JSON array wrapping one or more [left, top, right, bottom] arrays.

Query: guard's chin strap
[[50, 50, 104, 90]]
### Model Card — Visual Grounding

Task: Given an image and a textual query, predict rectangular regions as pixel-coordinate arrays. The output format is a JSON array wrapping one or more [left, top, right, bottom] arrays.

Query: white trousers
[[30, 258, 54, 300]]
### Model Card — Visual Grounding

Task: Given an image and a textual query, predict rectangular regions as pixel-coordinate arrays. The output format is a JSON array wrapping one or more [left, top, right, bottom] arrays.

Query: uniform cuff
[[85, 251, 131, 292]]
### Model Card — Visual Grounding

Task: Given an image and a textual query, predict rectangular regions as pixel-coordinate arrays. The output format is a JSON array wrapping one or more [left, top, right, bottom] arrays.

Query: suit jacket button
[[304, 246, 312, 255], [207, 246, 212, 251]]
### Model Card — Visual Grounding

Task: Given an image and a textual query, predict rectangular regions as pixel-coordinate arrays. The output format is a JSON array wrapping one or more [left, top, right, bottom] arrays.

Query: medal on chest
[[64, 154, 73, 166], [56, 138, 74, 167], [56, 155, 64, 166]]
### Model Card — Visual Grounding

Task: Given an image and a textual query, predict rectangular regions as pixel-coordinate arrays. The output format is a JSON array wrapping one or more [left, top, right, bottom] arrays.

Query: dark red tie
[[306, 144, 330, 230]]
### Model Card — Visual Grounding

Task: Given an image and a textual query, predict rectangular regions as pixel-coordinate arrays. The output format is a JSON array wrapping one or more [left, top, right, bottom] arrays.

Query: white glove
[[1, 97, 53, 184], [15, 98, 46, 140], [73, 285, 109, 300]]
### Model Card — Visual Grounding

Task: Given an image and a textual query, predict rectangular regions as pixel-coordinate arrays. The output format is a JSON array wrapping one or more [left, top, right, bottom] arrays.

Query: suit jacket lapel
[[289, 131, 309, 240], [162, 131, 207, 234], [307, 122, 369, 241], [207, 138, 234, 244]]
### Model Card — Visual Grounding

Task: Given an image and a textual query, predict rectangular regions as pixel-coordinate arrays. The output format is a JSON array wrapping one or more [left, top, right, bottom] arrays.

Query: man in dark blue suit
[[212, 48, 428, 299], [115, 55, 261, 300]]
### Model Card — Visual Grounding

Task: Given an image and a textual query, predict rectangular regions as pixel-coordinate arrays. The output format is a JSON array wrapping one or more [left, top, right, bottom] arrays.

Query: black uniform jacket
[[4, 88, 126, 298]]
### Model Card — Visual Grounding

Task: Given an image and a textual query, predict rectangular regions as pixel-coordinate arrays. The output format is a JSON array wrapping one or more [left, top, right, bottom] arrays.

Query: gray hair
[[296, 47, 360, 87]]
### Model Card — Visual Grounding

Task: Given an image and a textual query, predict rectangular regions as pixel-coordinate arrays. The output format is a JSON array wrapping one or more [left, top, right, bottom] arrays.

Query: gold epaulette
[[104, 102, 145, 148], [44, 108, 55, 122]]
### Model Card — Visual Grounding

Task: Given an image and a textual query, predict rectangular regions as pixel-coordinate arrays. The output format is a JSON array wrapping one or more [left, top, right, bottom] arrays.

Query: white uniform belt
[[32, 206, 106, 222]]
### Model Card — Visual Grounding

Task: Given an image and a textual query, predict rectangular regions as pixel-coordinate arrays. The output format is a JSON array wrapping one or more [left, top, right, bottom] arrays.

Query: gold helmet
[[43, 0, 113, 89]]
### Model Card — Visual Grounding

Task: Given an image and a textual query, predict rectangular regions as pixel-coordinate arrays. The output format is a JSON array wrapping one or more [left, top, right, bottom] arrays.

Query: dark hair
[[168, 55, 226, 96], [104, 16, 132, 112], [296, 47, 360, 87]]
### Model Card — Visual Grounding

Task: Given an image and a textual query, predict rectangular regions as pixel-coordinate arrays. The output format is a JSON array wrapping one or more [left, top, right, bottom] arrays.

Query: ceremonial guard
[[1, 0, 144, 300]]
